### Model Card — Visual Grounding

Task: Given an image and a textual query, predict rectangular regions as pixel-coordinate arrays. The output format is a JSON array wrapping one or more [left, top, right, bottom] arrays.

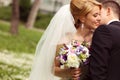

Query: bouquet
[[57, 40, 90, 69]]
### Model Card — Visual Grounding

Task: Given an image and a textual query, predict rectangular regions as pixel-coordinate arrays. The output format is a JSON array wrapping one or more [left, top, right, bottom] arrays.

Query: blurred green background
[[0, 0, 53, 80], [0, 0, 119, 80]]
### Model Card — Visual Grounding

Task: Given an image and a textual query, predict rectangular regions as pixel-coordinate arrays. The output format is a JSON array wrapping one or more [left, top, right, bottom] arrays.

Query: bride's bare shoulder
[[58, 32, 73, 44]]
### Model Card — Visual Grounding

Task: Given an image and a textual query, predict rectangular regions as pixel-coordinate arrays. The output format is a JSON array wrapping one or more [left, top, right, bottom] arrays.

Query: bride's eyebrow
[[93, 13, 100, 16]]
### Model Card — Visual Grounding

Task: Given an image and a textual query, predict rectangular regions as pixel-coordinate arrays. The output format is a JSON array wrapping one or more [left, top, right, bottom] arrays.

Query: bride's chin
[[94, 25, 99, 29]]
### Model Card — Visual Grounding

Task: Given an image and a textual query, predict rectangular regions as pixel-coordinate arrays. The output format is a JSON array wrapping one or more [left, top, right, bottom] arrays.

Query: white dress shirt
[[107, 19, 119, 25]]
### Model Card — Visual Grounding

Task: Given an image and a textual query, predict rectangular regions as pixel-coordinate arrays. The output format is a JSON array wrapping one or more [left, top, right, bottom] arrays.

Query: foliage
[[0, 21, 42, 53], [19, 0, 32, 22], [0, 6, 12, 21], [34, 13, 53, 29], [0, 6, 53, 30]]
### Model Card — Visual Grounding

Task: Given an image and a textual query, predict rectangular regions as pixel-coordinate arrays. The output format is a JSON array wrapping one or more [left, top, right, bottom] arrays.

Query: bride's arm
[[54, 45, 70, 78]]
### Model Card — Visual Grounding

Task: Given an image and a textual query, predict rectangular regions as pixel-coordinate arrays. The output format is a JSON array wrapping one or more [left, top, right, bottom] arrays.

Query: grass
[[0, 21, 43, 80], [0, 21, 43, 53], [0, 51, 33, 80], [0, 61, 29, 80], [0, 6, 12, 21], [0, 5, 52, 80], [35, 13, 53, 29]]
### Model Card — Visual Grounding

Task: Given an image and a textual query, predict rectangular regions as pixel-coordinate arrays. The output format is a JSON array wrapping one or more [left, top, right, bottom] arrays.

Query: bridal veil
[[29, 4, 76, 80]]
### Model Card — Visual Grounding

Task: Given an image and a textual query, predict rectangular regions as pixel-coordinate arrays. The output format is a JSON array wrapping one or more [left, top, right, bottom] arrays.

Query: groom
[[89, 1, 120, 80]]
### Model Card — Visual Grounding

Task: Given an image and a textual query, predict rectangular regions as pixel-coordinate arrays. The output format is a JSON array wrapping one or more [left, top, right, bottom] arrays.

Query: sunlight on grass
[[0, 21, 43, 80], [0, 50, 34, 80], [0, 21, 43, 53]]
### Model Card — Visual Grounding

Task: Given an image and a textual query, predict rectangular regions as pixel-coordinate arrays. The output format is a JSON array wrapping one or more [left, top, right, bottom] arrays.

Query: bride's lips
[[95, 22, 100, 26]]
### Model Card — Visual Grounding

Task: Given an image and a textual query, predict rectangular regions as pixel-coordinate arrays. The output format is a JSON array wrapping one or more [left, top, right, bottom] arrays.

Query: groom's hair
[[102, 0, 120, 19]]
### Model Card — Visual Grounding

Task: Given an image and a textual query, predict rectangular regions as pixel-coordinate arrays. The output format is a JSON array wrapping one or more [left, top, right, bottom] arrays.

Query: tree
[[10, 0, 19, 35], [26, 0, 40, 29], [53, 0, 63, 13], [19, 0, 31, 22]]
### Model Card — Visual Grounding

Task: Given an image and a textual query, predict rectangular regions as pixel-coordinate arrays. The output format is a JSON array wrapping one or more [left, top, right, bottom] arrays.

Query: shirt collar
[[107, 19, 119, 25]]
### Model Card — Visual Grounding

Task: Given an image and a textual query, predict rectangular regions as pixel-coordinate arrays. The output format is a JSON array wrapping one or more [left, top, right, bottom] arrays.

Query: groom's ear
[[106, 7, 111, 16]]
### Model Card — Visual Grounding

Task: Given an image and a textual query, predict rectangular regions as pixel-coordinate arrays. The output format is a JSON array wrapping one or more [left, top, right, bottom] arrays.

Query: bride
[[29, 0, 101, 80]]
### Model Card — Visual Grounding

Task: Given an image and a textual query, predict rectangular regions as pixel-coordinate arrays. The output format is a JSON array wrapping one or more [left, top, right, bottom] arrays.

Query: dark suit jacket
[[89, 21, 120, 80]]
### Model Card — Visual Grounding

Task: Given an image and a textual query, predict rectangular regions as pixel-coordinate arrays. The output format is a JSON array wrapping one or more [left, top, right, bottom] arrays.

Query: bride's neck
[[75, 26, 93, 42], [77, 26, 92, 37]]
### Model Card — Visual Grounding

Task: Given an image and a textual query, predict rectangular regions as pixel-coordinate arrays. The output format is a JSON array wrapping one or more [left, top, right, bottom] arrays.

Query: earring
[[81, 23, 84, 29]]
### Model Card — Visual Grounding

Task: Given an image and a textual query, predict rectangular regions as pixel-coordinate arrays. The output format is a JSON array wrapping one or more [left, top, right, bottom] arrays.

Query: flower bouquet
[[57, 40, 90, 69]]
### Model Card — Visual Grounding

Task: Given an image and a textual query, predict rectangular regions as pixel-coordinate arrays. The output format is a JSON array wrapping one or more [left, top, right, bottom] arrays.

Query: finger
[[72, 77, 80, 80], [70, 68, 81, 77], [73, 68, 81, 71], [72, 73, 80, 78], [72, 73, 80, 79], [72, 70, 81, 75], [73, 68, 81, 73]]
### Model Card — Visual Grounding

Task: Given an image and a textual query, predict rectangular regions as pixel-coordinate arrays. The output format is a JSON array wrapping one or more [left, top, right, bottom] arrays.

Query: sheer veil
[[29, 4, 76, 80]]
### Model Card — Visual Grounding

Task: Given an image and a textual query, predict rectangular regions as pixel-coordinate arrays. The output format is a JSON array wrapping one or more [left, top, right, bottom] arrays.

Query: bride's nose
[[97, 15, 101, 22]]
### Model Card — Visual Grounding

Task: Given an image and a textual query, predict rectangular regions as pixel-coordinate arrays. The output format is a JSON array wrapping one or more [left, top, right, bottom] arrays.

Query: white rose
[[66, 54, 80, 68]]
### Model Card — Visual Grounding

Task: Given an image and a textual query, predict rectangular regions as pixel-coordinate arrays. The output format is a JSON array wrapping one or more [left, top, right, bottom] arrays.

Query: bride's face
[[84, 6, 101, 30]]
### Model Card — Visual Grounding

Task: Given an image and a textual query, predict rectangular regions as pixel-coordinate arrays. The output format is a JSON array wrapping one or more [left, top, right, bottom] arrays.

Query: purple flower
[[62, 54, 67, 61], [78, 46, 84, 52], [57, 40, 90, 69]]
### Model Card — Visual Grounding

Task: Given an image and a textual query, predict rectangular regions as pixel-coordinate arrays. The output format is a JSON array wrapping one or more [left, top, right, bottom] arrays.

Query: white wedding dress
[[29, 4, 76, 80]]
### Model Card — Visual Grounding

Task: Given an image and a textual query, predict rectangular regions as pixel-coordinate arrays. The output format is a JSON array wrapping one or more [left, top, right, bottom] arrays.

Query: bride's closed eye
[[93, 13, 100, 17]]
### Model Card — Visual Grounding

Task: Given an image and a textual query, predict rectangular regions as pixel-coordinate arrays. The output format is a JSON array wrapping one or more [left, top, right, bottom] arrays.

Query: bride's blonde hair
[[70, 0, 101, 29]]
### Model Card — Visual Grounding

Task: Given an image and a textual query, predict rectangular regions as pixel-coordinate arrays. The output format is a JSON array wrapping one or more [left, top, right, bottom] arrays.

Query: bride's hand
[[54, 57, 81, 79], [70, 68, 81, 80], [54, 66, 81, 79], [66, 68, 81, 79]]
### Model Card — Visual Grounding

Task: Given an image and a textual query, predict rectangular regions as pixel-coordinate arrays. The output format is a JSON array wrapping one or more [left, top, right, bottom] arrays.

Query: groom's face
[[100, 8, 108, 24]]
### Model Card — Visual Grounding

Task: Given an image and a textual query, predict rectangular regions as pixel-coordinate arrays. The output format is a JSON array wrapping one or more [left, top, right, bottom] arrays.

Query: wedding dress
[[29, 4, 76, 80]]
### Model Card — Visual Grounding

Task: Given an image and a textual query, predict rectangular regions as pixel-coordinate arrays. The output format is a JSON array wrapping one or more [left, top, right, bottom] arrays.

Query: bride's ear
[[79, 16, 85, 23]]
